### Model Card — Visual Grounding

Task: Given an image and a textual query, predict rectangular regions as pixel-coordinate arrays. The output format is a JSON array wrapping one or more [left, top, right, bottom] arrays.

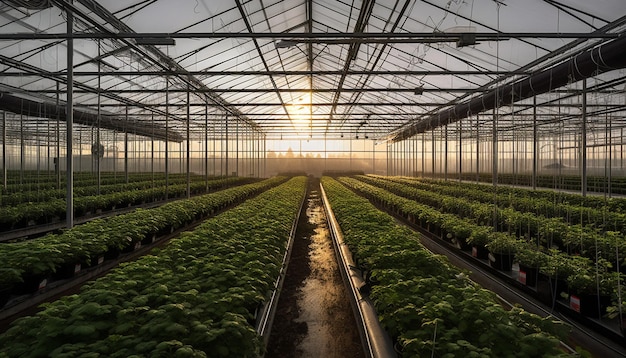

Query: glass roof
[[0, 0, 625, 142]]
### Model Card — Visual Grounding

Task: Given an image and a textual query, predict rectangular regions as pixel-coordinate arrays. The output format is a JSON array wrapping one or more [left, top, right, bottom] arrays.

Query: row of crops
[[0, 176, 256, 232], [0, 177, 306, 357], [321, 176, 571, 357], [0, 173, 208, 206], [1, 171, 177, 193], [0, 177, 286, 309], [346, 175, 626, 321], [0, 174, 598, 357], [429, 172, 626, 196]]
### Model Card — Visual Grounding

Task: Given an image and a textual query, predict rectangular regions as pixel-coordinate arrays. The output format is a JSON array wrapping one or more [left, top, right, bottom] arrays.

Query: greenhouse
[[1, 0, 626, 357]]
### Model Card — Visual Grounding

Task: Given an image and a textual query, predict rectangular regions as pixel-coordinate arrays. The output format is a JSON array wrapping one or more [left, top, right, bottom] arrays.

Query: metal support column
[[235, 119, 239, 176], [581, 79, 588, 197], [151, 114, 154, 190], [186, 89, 191, 198], [66, 7, 74, 228], [444, 126, 448, 181], [431, 130, 435, 179], [476, 115, 480, 182], [19, 113, 24, 184], [458, 121, 462, 181], [124, 106, 129, 184], [96, 43, 101, 195], [225, 116, 229, 176], [205, 105, 209, 190], [532, 96, 537, 190], [421, 132, 425, 177], [56, 82, 61, 190], [492, 108, 498, 187], [165, 78, 169, 200], [2, 111, 5, 189]]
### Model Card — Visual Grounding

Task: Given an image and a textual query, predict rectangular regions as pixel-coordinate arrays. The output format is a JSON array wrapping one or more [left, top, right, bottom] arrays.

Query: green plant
[[566, 260, 619, 296], [485, 232, 519, 254], [515, 241, 549, 268]]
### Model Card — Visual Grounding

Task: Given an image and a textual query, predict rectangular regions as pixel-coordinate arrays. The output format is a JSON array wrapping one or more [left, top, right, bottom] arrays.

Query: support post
[[96, 44, 101, 195], [532, 96, 538, 190], [186, 89, 191, 198], [224, 116, 228, 176], [66, 7, 74, 228], [458, 120, 462, 181], [205, 104, 208, 190], [124, 106, 129, 184], [2, 111, 6, 189], [165, 78, 169, 200], [444, 125, 448, 181], [581, 79, 587, 197]]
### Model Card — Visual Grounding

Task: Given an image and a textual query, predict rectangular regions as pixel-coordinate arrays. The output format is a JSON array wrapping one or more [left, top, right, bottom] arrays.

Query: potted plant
[[515, 241, 549, 287], [566, 260, 617, 318], [486, 233, 519, 271], [467, 226, 493, 260], [0, 268, 22, 308]]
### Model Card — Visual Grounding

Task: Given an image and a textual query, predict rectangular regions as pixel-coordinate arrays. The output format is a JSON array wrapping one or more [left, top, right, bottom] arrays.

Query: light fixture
[[456, 33, 476, 47], [275, 40, 298, 49], [136, 38, 176, 46]]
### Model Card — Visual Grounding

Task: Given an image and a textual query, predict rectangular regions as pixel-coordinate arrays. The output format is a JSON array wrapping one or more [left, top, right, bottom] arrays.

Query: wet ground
[[266, 177, 364, 358]]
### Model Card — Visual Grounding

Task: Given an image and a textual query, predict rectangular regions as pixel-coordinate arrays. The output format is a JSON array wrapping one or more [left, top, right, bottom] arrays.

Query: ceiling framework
[[0, 0, 624, 143]]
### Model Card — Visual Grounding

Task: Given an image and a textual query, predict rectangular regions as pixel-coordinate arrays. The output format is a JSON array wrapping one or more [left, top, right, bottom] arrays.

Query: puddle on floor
[[266, 180, 364, 358]]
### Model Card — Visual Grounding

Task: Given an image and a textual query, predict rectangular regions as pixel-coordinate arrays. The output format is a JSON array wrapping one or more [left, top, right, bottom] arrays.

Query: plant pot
[[569, 293, 611, 318], [0, 285, 13, 309], [121, 241, 141, 253], [535, 279, 556, 306], [104, 247, 121, 260], [452, 237, 472, 251], [472, 245, 489, 260], [52, 262, 82, 280], [489, 252, 514, 271], [85, 255, 105, 268], [518, 264, 538, 287], [141, 234, 157, 245], [13, 274, 48, 295]]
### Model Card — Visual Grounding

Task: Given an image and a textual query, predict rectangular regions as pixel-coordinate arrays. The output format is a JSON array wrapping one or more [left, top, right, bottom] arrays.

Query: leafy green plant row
[[355, 175, 625, 268], [322, 176, 572, 357], [370, 175, 626, 231], [0, 176, 287, 294], [0, 176, 257, 231], [0, 175, 213, 207], [423, 173, 626, 211], [1, 172, 199, 194], [341, 177, 622, 300], [0, 177, 306, 357]]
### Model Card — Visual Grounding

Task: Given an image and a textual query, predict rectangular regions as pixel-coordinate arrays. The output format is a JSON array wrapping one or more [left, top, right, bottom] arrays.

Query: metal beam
[[0, 31, 621, 40], [0, 70, 532, 76]]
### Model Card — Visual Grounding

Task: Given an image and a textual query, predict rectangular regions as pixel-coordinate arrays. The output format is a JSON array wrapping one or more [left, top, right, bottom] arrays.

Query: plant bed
[[323, 177, 570, 357], [0, 177, 306, 357]]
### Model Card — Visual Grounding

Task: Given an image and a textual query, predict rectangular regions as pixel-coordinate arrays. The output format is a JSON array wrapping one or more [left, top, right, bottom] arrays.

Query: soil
[[266, 177, 365, 358]]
